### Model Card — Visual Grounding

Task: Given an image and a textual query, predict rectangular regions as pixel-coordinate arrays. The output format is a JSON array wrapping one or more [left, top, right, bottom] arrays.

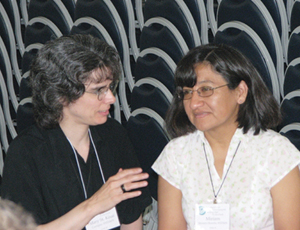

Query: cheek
[[183, 101, 190, 114]]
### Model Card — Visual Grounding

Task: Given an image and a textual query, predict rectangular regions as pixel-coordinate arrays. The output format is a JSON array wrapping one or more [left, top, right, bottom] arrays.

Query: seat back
[[126, 108, 170, 200], [214, 21, 280, 102]]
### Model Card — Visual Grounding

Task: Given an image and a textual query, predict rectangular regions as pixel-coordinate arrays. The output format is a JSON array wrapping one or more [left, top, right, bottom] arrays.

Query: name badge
[[86, 207, 120, 230], [195, 204, 230, 230]]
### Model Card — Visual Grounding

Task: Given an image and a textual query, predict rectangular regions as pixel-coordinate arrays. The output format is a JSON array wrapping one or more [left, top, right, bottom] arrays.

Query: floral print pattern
[[152, 128, 300, 230]]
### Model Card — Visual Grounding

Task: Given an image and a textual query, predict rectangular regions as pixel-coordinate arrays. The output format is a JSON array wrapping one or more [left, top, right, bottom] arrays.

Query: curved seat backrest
[[25, 17, 62, 47], [284, 57, 300, 96], [214, 21, 280, 102], [217, 0, 284, 95], [290, 0, 300, 32], [279, 90, 300, 130], [127, 107, 170, 199], [140, 17, 189, 64], [0, 2, 22, 84], [131, 77, 172, 119], [28, 0, 73, 35], [184, 0, 209, 44], [279, 123, 300, 151], [287, 26, 300, 64], [135, 47, 176, 93], [143, 0, 201, 49]]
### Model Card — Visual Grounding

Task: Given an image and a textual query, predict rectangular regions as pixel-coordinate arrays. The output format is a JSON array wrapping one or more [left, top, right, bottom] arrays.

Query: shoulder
[[92, 118, 126, 136], [91, 118, 132, 148], [166, 131, 200, 150], [8, 125, 46, 154], [247, 129, 297, 149]]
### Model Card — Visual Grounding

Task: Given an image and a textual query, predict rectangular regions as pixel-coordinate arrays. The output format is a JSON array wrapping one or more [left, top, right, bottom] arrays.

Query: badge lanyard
[[203, 141, 241, 204], [67, 129, 105, 199], [67, 129, 120, 230]]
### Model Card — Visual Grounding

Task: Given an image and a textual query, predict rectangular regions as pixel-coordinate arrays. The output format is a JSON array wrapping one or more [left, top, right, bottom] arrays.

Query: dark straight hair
[[165, 43, 282, 139]]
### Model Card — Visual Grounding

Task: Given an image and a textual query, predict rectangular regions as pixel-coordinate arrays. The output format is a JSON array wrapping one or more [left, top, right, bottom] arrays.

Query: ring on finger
[[121, 184, 127, 193]]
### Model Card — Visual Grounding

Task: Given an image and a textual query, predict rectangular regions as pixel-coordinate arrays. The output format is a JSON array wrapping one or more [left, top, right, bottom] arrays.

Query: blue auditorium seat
[[1, 0, 25, 56], [28, 0, 73, 35], [290, 0, 300, 32], [140, 17, 189, 64], [217, 0, 284, 97], [214, 21, 280, 103], [111, 0, 139, 60], [0, 36, 19, 112], [126, 107, 170, 200], [280, 123, 300, 151], [24, 17, 62, 47], [183, 0, 209, 44], [0, 2, 22, 84], [143, 0, 201, 49], [0, 71, 12, 153], [287, 26, 300, 64], [279, 90, 300, 131], [135, 47, 176, 94], [260, 0, 289, 61], [284, 58, 300, 96], [0, 69, 17, 145], [131, 77, 172, 119], [206, 0, 221, 36], [75, 0, 134, 94]]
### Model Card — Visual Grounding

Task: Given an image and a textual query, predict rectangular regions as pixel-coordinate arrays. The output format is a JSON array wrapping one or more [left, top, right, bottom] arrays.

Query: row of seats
[[1, 0, 300, 197]]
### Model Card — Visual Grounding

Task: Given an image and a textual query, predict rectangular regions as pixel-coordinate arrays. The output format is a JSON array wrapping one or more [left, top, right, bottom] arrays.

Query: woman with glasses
[[1, 34, 151, 230], [152, 43, 300, 229]]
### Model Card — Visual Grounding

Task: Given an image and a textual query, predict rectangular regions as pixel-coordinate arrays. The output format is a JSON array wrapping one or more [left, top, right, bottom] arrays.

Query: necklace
[[203, 141, 241, 204]]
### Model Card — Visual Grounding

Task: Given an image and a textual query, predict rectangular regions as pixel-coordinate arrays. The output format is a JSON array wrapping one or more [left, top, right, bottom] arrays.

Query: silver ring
[[121, 184, 126, 193]]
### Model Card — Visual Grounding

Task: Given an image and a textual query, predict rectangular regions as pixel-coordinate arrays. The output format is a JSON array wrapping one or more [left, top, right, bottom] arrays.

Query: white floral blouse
[[152, 128, 300, 230]]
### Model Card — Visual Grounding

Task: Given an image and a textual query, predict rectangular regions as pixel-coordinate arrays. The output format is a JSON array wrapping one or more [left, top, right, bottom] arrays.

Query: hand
[[86, 167, 149, 216]]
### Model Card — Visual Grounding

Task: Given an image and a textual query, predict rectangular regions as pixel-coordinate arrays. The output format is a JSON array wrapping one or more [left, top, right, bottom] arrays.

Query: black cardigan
[[1, 118, 151, 229]]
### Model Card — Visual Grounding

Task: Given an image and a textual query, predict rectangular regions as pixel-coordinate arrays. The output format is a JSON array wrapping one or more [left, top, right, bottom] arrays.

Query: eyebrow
[[197, 80, 214, 84]]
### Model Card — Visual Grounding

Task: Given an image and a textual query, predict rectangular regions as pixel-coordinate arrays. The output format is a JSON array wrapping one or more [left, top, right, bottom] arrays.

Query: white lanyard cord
[[67, 129, 106, 199], [203, 141, 241, 204]]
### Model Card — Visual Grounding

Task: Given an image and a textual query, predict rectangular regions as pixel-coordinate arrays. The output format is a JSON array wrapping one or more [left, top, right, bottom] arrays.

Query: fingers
[[88, 168, 149, 215], [120, 179, 148, 193], [113, 167, 145, 180]]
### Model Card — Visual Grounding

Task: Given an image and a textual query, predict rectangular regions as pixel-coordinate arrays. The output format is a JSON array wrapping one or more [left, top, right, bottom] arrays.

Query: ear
[[236, 80, 248, 104]]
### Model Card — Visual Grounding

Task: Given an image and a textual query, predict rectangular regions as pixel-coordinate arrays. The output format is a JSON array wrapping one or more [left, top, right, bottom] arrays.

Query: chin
[[93, 117, 108, 125]]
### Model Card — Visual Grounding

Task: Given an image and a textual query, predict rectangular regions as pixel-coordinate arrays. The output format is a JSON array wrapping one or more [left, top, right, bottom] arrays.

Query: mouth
[[98, 108, 110, 115], [194, 112, 209, 118]]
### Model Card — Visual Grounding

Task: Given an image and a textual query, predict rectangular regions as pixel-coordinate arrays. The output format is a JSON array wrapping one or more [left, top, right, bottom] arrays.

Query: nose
[[103, 89, 116, 104], [189, 91, 204, 110]]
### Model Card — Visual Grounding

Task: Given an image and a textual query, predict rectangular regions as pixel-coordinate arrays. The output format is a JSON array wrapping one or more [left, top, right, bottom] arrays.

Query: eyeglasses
[[85, 81, 119, 100], [178, 84, 229, 100]]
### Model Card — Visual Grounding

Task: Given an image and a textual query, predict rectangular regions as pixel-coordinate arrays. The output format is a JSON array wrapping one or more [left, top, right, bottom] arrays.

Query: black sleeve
[[1, 133, 49, 223]]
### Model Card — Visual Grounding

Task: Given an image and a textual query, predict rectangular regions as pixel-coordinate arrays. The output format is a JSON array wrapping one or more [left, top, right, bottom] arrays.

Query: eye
[[182, 89, 192, 95], [199, 86, 213, 92], [109, 82, 118, 92], [95, 86, 106, 95]]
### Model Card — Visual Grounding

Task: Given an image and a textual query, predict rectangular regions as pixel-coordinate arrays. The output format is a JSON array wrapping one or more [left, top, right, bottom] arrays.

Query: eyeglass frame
[[85, 80, 119, 101], [177, 83, 229, 100]]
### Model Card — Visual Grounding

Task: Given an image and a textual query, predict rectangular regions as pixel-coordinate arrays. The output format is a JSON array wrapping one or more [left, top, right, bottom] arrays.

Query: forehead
[[194, 63, 224, 83], [88, 67, 113, 84]]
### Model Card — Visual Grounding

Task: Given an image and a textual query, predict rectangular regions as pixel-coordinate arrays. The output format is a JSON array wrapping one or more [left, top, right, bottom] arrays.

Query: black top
[[1, 118, 151, 229]]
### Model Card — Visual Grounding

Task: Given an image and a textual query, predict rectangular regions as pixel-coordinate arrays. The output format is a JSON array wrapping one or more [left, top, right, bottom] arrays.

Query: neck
[[204, 124, 238, 156], [60, 121, 90, 162]]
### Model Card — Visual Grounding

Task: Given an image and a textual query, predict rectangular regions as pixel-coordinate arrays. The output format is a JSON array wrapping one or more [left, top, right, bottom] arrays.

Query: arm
[[120, 215, 143, 230], [37, 168, 148, 230], [157, 176, 187, 230], [271, 166, 300, 230]]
